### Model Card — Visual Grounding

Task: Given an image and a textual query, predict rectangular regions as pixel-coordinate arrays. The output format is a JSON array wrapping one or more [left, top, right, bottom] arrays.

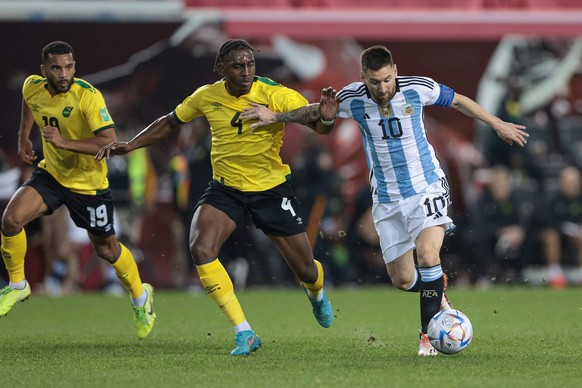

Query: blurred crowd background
[[2, 0, 582, 295]]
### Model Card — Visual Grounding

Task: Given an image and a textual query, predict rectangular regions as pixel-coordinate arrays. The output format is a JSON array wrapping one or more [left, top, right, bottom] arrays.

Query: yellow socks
[[111, 243, 144, 298], [303, 259, 324, 300], [197, 259, 246, 327], [1, 229, 27, 283]]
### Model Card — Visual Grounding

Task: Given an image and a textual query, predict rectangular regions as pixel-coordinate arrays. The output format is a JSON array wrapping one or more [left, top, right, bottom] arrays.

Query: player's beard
[[48, 77, 73, 94], [373, 88, 396, 105]]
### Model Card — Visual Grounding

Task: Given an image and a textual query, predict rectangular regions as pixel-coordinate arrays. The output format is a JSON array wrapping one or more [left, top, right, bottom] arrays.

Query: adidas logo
[[433, 211, 443, 219]]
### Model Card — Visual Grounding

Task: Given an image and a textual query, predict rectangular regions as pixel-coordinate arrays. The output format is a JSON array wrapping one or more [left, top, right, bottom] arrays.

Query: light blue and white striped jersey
[[336, 76, 455, 203]]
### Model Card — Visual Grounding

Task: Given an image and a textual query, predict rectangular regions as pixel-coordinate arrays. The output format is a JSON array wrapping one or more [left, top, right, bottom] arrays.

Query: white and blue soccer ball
[[427, 309, 473, 354]]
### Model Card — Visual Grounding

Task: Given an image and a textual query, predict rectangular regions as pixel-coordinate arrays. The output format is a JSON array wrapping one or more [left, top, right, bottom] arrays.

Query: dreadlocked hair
[[213, 39, 257, 72]]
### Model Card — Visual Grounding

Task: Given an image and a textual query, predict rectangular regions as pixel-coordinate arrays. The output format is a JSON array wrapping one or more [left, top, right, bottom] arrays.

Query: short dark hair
[[213, 39, 257, 72], [42, 41, 75, 64], [360, 46, 393, 73]]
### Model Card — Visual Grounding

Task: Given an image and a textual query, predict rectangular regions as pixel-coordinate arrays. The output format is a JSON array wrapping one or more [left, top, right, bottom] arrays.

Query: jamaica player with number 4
[[0, 41, 155, 339], [96, 39, 334, 356]]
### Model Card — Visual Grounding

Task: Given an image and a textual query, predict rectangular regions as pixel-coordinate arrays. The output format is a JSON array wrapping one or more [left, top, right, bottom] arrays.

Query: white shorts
[[372, 179, 454, 264]]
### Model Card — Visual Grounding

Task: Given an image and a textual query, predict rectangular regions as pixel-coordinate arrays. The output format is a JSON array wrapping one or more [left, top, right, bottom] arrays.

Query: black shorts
[[196, 180, 306, 236], [24, 167, 116, 237]]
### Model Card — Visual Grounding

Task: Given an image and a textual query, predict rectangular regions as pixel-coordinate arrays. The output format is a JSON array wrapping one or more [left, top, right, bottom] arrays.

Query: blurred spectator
[[290, 131, 352, 285], [38, 207, 81, 296], [0, 150, 23, 287], [314, 193, 352, 286], [484, 75, 543, 188], [537, 165, 582, 288], [0, 149, 21, 205], [466, 165, 535, 287], [345, 186, 387, 285], [177, 119, 212, 290]]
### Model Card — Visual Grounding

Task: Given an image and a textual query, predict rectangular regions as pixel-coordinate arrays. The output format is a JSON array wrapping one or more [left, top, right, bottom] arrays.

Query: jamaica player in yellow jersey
[[0, 41, 155, 339], [97, 39, 335, 355]]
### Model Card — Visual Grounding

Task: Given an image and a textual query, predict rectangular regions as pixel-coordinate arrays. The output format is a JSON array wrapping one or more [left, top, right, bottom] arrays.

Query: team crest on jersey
[[100, 108, 111, 122], [380, 104, 393, 118], [211, 102, 223, 110], [62, 106, 74, 117], [402, 103, 414, 116]]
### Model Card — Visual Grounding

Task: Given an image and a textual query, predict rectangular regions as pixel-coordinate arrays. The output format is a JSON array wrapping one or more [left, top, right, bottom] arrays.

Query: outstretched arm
[[241, 87, 338, 134], [451, 93, 528, 147], [95, 112, 182, 160]]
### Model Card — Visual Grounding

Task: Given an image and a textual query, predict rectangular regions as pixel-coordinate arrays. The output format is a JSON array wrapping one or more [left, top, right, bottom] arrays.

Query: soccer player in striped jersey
[[96, 39, 334, 356], [0, 41, 155, 339], [241, 45, 528, 356]]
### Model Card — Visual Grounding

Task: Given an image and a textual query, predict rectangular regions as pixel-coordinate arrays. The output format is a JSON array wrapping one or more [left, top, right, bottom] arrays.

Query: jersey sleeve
[[83, 87, 115, 134], [424, 77, 455, 108], [22, 75, 41, 103], [337, 92, 352, 119], [336, 82, 363, 119], [174, 86, 207, 123], [269, 86, 309, 113]]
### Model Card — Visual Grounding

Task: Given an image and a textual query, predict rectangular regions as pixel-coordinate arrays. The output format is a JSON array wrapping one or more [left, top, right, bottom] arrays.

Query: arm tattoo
[[274, 103, 320, 123]]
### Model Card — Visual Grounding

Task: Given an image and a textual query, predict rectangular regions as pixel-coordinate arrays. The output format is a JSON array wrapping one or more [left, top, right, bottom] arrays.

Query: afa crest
[[402, 103, 414, 116]]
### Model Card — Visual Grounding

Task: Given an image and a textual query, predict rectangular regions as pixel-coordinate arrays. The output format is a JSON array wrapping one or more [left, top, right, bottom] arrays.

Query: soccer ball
[[427, 309, 473, 354]]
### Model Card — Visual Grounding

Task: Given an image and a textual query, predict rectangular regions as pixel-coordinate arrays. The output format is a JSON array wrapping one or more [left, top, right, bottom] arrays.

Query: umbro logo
[[31, 103, 40, 112], [205, 284, 221, 294], [211, 102, 222, 110]]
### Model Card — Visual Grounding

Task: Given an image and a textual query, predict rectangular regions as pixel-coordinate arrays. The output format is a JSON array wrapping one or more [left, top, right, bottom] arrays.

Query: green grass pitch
[[1, 286, 581, 387]]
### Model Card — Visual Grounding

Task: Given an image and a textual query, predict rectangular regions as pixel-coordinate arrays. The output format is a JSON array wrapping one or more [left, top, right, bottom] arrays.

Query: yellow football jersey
[[22, 75, 114, 194], [174, 76, 308, 192]]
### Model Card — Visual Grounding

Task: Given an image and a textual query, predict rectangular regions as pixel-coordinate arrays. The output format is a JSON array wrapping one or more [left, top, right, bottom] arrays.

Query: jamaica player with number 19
[[0, 41, 156, 339]]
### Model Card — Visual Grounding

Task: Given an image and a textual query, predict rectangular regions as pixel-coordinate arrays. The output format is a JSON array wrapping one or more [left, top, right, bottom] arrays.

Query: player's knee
[[1, 210, 25, 235], [190, 241, 219, 264], [93, 241, 120, 263], [415, 247, 441, 267], [390, 273, 412, 290]]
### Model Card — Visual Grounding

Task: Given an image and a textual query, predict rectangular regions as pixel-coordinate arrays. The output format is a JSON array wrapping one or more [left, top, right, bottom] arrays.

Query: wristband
[[320, 117, 335, 126]]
